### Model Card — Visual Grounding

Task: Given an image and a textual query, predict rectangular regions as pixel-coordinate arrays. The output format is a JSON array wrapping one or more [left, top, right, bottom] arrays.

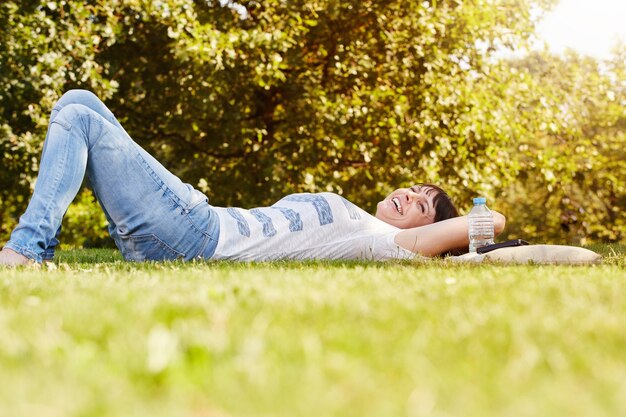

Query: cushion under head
[[483, 244, 602, 265]]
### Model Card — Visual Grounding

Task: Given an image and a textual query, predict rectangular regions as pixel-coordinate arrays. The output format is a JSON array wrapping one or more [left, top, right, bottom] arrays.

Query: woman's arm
[[394, 211, 506, 257]]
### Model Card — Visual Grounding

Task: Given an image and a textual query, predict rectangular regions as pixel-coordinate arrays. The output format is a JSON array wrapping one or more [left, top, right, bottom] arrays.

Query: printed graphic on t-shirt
[[227, 194, 345, 238], [281, 194, 334, 225], [271, 206, 303, 232], [226, 207, 250, 237], [250, 209, 277, 237]]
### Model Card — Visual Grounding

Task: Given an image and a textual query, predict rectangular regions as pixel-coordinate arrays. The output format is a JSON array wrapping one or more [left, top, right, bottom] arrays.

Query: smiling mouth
[[391, 197, 402, 214]]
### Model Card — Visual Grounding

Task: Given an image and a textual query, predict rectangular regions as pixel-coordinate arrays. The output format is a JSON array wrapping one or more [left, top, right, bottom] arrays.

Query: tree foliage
[[1, 0, 624, 246], [501, 50, 626, 243]]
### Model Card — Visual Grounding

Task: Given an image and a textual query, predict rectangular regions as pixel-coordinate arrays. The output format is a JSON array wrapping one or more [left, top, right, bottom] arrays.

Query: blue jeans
[[5, 90, 220, 263]]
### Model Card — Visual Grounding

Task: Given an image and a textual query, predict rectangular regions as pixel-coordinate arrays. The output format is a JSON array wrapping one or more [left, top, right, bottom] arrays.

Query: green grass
[[1, 245, 625, 417]]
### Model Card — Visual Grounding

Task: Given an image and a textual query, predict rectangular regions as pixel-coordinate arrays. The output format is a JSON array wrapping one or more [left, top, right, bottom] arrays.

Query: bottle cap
[[473, 197, 486, 204]]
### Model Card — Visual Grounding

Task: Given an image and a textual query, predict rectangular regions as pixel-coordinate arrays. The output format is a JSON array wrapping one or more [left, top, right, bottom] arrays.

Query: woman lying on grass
[[0, 90, 505, 266]]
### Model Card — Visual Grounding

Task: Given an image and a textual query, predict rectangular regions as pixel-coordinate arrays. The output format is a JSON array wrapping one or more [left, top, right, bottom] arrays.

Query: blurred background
[[1, 0, 624, 248]]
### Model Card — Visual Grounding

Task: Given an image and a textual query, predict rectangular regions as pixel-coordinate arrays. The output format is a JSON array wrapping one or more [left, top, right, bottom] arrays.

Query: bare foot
[[0, 247, 37, 267]]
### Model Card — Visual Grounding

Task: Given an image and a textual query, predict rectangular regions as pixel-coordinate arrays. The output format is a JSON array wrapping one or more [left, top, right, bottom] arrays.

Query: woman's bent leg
[[4, 106, 91, 263], [50, 90, 219, 261], [4, 100, 218, 263], [39, 89, 130, 259]]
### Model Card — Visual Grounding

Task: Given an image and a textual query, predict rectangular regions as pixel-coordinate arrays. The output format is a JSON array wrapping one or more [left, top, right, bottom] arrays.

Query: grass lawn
[[1, 244, 625, 417]]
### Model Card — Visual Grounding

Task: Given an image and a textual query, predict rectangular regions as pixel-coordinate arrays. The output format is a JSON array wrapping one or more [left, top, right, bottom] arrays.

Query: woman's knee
[[54, 103, 94, 131], [58, 89, 100, 106], [54, 90, 115, 125]]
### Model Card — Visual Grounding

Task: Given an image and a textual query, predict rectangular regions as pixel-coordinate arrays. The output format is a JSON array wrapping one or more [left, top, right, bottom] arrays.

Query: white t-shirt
[[211, 192, 416, 261]]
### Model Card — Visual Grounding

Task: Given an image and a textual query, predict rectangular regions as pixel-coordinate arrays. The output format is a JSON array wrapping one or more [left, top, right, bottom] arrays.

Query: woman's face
[[375, 185, 437, 229]]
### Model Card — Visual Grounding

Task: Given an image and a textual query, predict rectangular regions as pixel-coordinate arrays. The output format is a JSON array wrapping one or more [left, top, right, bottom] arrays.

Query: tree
[[2, 0, 623, 247], [0, 0, 116, 244], [499, 49, 626, 243]]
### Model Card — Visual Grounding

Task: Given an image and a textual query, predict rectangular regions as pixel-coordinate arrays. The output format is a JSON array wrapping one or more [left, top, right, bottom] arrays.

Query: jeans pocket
[[118, 234, 185, 262]]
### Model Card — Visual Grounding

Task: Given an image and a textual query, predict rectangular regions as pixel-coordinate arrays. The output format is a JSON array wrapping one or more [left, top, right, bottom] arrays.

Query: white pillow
[[484, 244, 601, 265], [450, 245, 602, 265]]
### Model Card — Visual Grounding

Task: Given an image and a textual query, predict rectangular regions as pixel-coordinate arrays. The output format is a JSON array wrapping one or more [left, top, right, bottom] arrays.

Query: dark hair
[[419, 183, 465, 256], [418, 183, 459, 223]]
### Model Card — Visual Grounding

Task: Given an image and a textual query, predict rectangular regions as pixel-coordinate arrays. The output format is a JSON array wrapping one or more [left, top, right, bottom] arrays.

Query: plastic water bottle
[[468, 197, 494, 253]]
